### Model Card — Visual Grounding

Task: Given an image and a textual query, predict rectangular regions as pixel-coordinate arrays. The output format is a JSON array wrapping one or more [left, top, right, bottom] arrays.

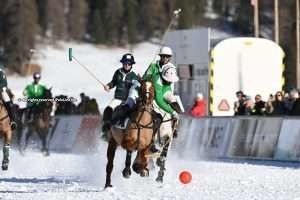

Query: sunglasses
[[160, 54, 171, 58]]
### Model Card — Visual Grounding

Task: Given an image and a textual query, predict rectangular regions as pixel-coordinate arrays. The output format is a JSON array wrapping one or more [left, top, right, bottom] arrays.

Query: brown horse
[[0, 100, 12, 170], [105, 80, 155, 188], [22, 89, 53, 156]]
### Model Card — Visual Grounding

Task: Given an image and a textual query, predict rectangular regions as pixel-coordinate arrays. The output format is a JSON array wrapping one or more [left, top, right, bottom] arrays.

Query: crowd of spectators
[[54, 92, 100, 115], [234, 90, 300, 116]]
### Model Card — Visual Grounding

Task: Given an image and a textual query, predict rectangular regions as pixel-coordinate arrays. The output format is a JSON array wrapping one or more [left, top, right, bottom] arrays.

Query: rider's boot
[[148, 114, 163, 155], [102, 106, 113, 133], [3, 101, 17, 130], [111, 104, 131, 126]]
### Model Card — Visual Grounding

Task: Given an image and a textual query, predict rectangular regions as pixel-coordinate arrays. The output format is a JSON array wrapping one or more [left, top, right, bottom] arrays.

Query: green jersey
[[24, 83, 47, 105], [151, 72, 174, 114], [142, 62, 161, 82]]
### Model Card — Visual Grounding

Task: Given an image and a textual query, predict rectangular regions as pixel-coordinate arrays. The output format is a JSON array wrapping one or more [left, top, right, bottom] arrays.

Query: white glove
[[171, 111, 179, 120], [132, 80, 141, 88]]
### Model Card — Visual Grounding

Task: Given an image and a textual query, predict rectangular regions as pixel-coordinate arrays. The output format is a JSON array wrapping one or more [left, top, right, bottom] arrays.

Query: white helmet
[[161, 63, 179, 83], [196, 93, 203, 100], [159, 46, 173, 56]]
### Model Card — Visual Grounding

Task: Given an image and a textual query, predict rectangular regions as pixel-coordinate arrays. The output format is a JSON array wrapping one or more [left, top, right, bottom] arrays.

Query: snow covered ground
[[1, 140, 300, 200]]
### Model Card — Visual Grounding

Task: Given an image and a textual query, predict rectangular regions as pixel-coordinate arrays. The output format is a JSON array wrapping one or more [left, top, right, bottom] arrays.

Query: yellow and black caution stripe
[[209, 49, 215, 116]]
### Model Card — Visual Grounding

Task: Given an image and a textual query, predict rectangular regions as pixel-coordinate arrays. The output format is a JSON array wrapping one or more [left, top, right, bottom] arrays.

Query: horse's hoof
[[2, 160, 9, 171], [104, 184, 113, 188], [122, 168, 131, 178], [156, 176, 163, 183], [42, 149, 50, 157], [2, 165, 8, 171], [132, 163, 141, 174], [140, 168, 149, 177]]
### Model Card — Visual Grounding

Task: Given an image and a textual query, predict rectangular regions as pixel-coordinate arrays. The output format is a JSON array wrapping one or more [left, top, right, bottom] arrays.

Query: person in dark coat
[[234, 91, 246, 115], [270, 91, 288, 115], [251, 94, 266, 115], [289, 90, 300, 115]]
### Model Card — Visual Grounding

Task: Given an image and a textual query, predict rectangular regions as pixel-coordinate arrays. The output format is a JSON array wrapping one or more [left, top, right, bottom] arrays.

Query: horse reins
[[128, 99, 154, 150]]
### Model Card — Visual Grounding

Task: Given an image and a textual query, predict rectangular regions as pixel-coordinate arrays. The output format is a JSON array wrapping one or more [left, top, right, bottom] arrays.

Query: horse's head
[[140, 80, 154, 106], [38, 88, 53, 115]]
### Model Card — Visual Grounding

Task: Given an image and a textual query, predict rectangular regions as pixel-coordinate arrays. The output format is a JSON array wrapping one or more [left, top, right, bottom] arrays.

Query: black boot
[[4, 101, 17, 130], [148, 113, 163, 155], [111, 104, 130, 126], [102, 107, 113, 132]]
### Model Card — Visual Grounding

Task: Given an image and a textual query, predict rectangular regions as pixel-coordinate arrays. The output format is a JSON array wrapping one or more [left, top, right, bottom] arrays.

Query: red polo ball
[[179, 171, 192, 184]]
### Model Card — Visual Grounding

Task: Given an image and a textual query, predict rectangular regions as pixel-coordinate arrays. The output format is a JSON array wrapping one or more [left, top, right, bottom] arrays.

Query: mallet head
[[68, 48, 73, 61]]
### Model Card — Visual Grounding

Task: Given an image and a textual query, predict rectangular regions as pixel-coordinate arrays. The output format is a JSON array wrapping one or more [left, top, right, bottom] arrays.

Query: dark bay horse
[[22, 88, 53, 156], [105, 80, 155, 188], [0, 99, 12, 170]]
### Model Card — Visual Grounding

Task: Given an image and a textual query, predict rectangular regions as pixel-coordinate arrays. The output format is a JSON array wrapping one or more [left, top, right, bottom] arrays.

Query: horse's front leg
[[24, 127, 33, 152], [122, 150, 132, 178], [105, 137, 117, 188], [139, 148, 149, 177], [156, 138, 171, 183], [38, 129, 49, 156], [2, 128, 12, 170]]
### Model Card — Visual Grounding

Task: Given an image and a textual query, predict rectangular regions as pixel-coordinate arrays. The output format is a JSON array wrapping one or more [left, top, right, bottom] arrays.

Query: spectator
[[85, 98, 100, 115], [244, 95, 254, 115], [265, 94, 274, 114], [290, 90, 300, 115], [190, 93, 206, 117], [269, 91, 288, 115], [251, 94, 266, 115], [234, 91, 246, 115], [77, 93, 89, 114]]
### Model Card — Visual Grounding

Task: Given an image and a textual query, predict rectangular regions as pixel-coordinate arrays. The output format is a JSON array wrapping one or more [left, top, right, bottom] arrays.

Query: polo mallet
[[68, 48, 106, 87], [150, 8, 182, 63]]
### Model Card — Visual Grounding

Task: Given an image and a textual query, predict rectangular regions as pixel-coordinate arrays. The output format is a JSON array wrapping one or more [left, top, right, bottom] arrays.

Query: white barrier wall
[[176, 116, 300, 162], [275, 119, 300, 161], [48, 115, 101, 152]]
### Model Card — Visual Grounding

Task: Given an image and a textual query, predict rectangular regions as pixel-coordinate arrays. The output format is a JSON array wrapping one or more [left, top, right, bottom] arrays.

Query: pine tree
[[91, 9, 105, 44], [46, 0, 67, 40], [86, 0, 106, 42], [140, 0, 165, 39], [234, 0, 252, 34], [176, 0, 194, 29], [105, 0, 123, 45], [2, 0, 39, 73], [126, 0, 138, 44], [68, 0, 88, 41], [36, 0, 48, 37]]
